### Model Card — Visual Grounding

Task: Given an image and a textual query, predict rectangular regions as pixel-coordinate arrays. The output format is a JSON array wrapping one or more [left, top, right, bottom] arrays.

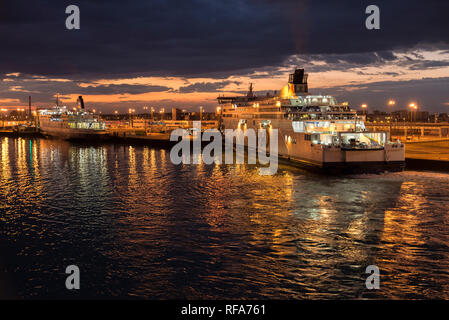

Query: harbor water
[[0, 137, 448, 299]]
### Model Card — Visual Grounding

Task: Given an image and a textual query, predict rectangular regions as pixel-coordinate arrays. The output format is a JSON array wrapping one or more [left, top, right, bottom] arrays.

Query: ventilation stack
[[77, 96, 85, 109], [288, 69, 309, 95]]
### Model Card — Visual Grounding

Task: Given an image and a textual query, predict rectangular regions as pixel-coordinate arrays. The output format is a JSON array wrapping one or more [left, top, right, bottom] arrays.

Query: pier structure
[[365, 122, 449, 142], [106, 119, 219, 141]]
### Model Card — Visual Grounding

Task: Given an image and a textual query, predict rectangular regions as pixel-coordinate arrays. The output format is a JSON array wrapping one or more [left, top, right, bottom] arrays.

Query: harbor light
[[361, 104, 367, 115], [409, 103, 418, 122]]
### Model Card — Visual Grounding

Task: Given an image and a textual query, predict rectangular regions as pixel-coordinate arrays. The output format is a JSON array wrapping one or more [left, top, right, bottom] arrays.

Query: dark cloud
[[408, 60, 449, 70], [284, 51, 400, 73], [0, 0, 448, 79], [0, 77, 171, 104], [285, 50, 449, 74], [356, 71, 401, 77], [177, 81, 239, 93], [313, 77, 449, 112], [78, 84, 170, 95]]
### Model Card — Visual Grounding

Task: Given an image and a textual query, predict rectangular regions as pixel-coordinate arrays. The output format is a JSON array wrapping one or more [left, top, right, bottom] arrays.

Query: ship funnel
[[288, 69, 308, 94], [77, 96, 85, 109]]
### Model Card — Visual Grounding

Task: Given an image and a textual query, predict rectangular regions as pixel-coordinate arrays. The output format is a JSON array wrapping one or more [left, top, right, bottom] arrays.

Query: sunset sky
[[1, 0, 448, 113]]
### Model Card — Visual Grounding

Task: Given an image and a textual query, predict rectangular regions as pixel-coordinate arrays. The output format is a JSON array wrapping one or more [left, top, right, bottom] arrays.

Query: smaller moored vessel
[[38, 96, 108, 140]]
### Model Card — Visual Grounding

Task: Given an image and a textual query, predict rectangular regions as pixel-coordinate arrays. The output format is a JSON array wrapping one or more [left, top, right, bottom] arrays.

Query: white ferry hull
[[222, 117, 405, 173], [40, 125, 108, 141]]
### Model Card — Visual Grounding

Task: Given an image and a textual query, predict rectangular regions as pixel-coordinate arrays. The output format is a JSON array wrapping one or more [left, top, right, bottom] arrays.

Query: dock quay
[[365, 122, 449, 142], [105, 119, 218, 143], [364, 122, 449, 172], [403, 139, 449, 172], [0, 128, 42, 138]]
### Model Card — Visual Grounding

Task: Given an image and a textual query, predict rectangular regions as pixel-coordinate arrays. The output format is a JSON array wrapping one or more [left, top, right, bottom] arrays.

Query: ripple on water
[[1, 137, 449, 299]]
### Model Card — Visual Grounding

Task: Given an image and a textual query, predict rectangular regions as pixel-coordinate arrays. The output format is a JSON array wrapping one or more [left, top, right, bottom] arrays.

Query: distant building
[[438, 113, 449, 123]]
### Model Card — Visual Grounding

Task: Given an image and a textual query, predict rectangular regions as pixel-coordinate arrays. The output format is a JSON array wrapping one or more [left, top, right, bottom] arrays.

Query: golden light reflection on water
[[128, 145, 136, 178], [16, 138, 27, 180], [1, 137, 11, 181], [26, 140, 43, 202], [1, 138, 449, 299], [30, 140, 41, 181]]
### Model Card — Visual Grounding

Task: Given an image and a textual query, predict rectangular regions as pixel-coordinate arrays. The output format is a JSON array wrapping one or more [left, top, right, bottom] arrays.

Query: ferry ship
[[38, 96, 108, 140], [217, 69, 405, 173]]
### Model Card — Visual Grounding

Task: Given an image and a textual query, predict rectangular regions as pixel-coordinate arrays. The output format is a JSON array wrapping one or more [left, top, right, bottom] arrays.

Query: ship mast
[[247, 83, 254, 98]]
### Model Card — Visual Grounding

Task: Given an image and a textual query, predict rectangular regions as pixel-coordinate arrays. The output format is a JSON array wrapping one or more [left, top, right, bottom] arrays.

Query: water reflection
[[0, 138, 448, 299]]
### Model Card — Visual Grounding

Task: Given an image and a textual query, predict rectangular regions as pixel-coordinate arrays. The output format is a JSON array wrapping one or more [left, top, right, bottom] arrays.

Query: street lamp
[[388, 100, 395, 120], [1, 108, 8, 128], [17, 108, 25, 120], [128, 108, 135, 125], [160, 108, 165, 120], [361, 104, 367, 116], [388, 100, 395, 141], [409, 103, 417, 122], [142, 107, 149, 131]]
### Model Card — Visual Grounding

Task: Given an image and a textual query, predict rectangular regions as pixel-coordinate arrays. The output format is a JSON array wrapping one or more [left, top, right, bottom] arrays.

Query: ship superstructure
[[218, 69, 405, 173]]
